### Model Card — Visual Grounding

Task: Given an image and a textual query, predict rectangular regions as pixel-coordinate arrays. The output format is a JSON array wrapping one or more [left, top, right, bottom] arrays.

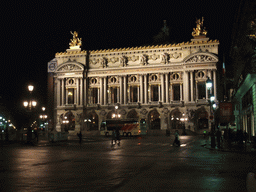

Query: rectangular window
[[198, 83, 206, 99], [91, 88, 98, 104], [173, 84, 180, 101], [130, 86, 138, 102], [242, 88, 252, 109], [110, 87, 118, 104], [67, 88, 74, 104], [151, 85, 158, 101]]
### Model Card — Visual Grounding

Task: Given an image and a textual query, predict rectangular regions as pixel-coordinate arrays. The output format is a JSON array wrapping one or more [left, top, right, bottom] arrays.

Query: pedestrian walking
[[77, 131, 82, 144], [173, 130, 180, 147], [111, 129, 116, 145], [115, 128, 120, 146]]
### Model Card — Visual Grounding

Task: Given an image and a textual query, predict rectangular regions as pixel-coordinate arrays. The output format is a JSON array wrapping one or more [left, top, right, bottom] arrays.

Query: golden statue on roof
[[192, 17, 207, 37], [69, 31, 82, 48]]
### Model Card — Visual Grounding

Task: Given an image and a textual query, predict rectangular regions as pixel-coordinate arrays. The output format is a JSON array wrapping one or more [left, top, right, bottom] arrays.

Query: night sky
[[2, 1, 240, 127]]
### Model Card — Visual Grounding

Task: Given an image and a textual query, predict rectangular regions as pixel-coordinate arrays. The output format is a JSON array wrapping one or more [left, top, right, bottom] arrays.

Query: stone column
[[75, 78, 79, 104], [161, 73, 165, 103], [80, 78, 83, 105], [190, 71, 194, 102], [104, 77, 107, 105], [100, 77, 103, 105], [213, 70, 217, 100], [206, 80, 208, 100], [209, 70, 213, 95], [117, 87, 120, 103], [128, 85, 131, 103], [158, 84, 161, 102], [84, 78, 87, 106], [170, 83, 173, 102], [97, 88, 100, 104], [183, 71, 188, 103], [137, 86, 140, 103], [66, 89, 68, 104], [124, 76, 127, 104], [57, 79, 61, 107], [140, 75, 143, 103], [144, 74, 147, 104], [196, 81, 198, 100], [149, 85, 151, 102], [120, 76, 123, 104], [165, 74, 169, 103], [180, 83, 183, 101], [62, 79, 65, 106]]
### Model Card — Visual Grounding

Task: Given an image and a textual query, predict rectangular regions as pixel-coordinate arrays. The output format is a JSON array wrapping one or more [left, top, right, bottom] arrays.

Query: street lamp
[[112, 106, 121, 135], [63, 116, 69, 132], [23, 85, 37, 111], [23, 85, 37, 143], [84, 118, 91, 131], [206, 77, 216, 148]]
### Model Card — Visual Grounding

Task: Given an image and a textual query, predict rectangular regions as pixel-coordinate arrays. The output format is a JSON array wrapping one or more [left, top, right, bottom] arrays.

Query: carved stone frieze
[[170, 52, 182, 59], [90, 58, 98, 65], [140, 108, 148, 115], [150, 54, 159, 61], [109, 57, 118, 63], [58, 64, 82, 71], [128, 55, 139, 62], [186, 55, 216, 63]]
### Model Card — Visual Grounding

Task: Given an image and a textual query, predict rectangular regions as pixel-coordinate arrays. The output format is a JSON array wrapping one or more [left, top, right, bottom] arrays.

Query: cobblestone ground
[[1, 135, 255, 191]]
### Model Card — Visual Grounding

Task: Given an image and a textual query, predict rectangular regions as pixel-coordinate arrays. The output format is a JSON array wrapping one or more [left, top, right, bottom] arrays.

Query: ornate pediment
[[56, 62, 84, 72], [184, 53, 218, 63]]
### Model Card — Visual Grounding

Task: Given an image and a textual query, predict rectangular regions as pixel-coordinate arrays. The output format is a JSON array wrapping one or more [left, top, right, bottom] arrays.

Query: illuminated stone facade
[[48, 32, 219, 135]]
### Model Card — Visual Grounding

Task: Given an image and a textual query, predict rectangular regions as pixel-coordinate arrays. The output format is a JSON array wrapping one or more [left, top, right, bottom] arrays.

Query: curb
[[202, 143, 256, 154]]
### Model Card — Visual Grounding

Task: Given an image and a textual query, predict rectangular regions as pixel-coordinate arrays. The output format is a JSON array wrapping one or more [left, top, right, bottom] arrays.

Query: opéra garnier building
[[48, 19, 219, 135]]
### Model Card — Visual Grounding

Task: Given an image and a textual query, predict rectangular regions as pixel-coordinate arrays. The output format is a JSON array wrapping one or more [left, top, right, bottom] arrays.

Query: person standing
[[77, 131, 82, 144], [173, 130, 180, 146], [216, 128, 221, 149]]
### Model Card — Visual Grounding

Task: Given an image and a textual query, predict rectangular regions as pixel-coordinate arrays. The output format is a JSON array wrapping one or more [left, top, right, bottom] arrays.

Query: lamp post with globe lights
[[112, 105, 121, 136], [206, 77, 216, 148], [23, 85, 37, 143], [39, 107, 48, 139], [62, 116, 69, 132]]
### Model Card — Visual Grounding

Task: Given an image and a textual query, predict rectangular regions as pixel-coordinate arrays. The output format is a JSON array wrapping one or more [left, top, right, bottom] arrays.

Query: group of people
[[211, 128, 250, 149]]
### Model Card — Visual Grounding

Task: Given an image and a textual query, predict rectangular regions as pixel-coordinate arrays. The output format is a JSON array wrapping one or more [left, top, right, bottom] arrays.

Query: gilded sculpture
[[69, 31, 82, 48], [192, 17, 207, 37]]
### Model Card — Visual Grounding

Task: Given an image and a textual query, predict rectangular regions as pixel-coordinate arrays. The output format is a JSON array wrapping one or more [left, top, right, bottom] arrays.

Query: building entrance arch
[[60, 111, 75, 132], [148, 109, 160, 130], [127, 109, 138, 120], [197, 107, 208, 130], [170, 109, 183, 130], [87, 111, 99, 130]]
